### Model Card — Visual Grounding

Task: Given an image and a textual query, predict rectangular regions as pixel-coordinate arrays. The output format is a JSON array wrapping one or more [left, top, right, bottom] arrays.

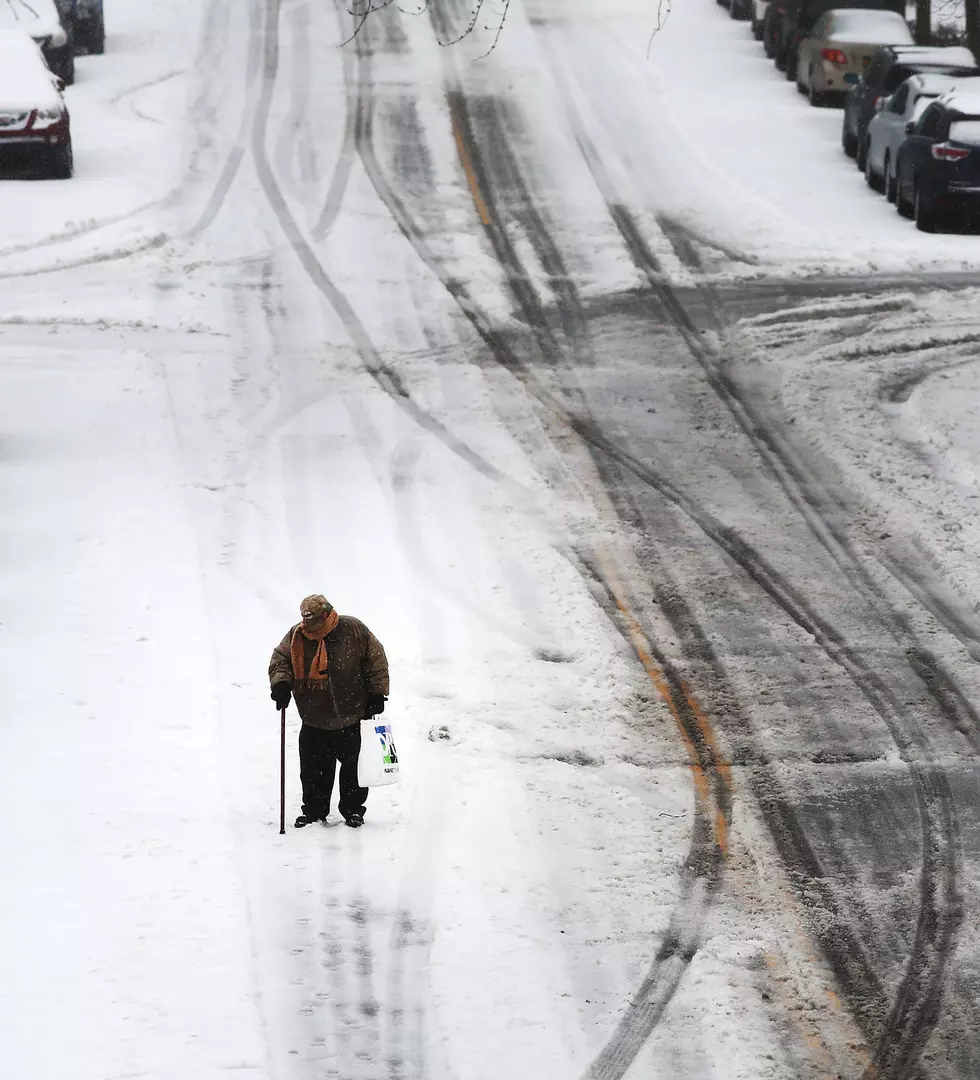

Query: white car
[[0, 0, 74, 83], [864, 71, 976, 201], [796, 8, 914, 106], [0, 29, 72, 178]]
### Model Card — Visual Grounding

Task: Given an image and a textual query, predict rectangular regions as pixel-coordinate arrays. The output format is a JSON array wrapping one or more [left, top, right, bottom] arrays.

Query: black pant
[[299, 722, 367, 820]]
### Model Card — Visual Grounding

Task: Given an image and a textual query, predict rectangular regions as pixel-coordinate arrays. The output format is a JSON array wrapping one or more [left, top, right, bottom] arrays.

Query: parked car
[[895, 90, 980, 230], [0, 0, 73, 84], [55, 0, 103, 55], [770, 0, 904, 77], [763, 0, 789, 61], [864, 72, 968, 198], [722, 0, 750, 21], [0, 29, 72, 179], [841, 44, 979, 162], [795, 8, 913, 105]]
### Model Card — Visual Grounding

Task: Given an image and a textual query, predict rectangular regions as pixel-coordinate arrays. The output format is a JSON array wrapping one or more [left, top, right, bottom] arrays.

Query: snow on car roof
[[823, 9, 912, 44], [944, 94, 980, 116], [887, 45, 977, 66], [908, 71, 975, 92], [0, 25, 49, 64], [0, 28, 61, 104]]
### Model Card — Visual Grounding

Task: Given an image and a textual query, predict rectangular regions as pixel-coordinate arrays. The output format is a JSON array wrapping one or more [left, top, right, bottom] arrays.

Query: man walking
[[269, 594, 389, 828]]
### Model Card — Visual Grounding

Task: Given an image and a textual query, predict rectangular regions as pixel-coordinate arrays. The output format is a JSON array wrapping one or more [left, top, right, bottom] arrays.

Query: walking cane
[[279, 706, 286, 835]]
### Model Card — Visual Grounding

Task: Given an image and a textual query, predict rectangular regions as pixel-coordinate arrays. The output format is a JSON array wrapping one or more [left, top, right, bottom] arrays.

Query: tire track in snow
[[249, 6, 525, 1076], [310, 0, 358, 242], [641, 220, 968, 1080], [341, 10, 959, 1076], [537, 41, 966, 1073], [251, 0, 513, 488], [423, 42, 754, 1064], [273, 0, 317, 200], [359, 5, 734, 1062], [184, 0, 265, 241]]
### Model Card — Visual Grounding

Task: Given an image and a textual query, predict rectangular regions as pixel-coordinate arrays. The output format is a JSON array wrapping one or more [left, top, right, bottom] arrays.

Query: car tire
[[842, 121, 857, 157], [775, 47, 787, 72], [914, 186, 937, 232], [895, 165, 913, 217], [86, 15, 106, 54], [47, 139, 73, 180], [864, 145, 884, 192], [885, 155, 897, 203], [809, 76, 825, 108], [728, 0, 746, 20], [752, 13, 764, 38], [763, 18, 777, 58], [785, 51, 798, 80], [856, 136, 868, 173]]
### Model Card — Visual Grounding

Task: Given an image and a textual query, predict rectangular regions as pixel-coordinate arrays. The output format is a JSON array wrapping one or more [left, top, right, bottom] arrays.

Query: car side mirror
[[905, 120, 916, 134]]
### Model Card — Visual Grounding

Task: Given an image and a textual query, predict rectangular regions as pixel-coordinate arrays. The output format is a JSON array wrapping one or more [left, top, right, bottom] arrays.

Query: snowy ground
[[2, 0, 980, 1078]]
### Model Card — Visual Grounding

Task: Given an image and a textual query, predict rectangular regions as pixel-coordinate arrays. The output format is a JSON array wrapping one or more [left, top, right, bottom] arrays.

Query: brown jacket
[[269, 617, 389, 731]]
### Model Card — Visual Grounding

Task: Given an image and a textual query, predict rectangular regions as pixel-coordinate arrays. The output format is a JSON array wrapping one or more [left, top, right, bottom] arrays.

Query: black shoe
[[345, 813, 364, 828], [294, 813, 326, 828]]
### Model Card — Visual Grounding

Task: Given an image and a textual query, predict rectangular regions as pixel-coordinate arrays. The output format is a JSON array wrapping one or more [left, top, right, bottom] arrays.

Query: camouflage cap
[[300, 594, 333, 619]]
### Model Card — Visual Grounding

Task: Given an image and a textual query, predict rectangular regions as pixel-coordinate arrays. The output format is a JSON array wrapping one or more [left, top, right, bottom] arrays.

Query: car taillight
[[820, 48, 848, 65], [931, 143, 970, 161]]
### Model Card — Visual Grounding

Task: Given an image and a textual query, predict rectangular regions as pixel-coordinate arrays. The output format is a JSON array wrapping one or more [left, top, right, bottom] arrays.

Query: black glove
[[271, 682, 292, 710], [366, 692, 386, 717]]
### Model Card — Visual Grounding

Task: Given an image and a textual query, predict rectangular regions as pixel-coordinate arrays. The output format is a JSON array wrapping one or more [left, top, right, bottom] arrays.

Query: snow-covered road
[[3, 0, 980, 1078]]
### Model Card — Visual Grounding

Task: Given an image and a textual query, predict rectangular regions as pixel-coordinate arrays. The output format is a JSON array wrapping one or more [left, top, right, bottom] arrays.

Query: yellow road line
[[451, 114, 492, 226], [596, 550, 730, 854]]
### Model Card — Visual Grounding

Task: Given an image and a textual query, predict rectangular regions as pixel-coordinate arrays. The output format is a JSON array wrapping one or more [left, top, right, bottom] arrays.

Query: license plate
[[844, 73, 860, 83]]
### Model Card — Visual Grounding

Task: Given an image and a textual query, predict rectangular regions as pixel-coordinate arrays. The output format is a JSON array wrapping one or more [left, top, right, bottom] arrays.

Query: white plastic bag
[[358, 718, 401, 787]]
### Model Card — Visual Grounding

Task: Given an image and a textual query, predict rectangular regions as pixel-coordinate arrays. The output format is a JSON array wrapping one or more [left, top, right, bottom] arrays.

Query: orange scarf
[[290, 610, 340, 688]]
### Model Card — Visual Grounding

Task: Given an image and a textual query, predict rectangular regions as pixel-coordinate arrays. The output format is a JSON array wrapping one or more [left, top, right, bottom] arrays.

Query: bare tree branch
[[647, 0, 673, 59]]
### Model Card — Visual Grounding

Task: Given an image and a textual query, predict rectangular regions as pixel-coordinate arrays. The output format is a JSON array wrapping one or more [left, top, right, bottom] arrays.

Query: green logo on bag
[[376, 724, 398, 766]]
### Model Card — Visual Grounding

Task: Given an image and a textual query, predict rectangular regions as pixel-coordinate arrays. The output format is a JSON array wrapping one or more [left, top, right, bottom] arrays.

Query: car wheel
[[728, 0, 746, 20], [842, 119, 857, 157], [763, 20, 777, 58], [47, 139, 73, 180], [809, 75, 825, 108], [885, 155, 897, 203], [896, 172, 913, 218], [86, 15, 106, 55], [785, 50, 798, 80], [775, 46, 787, 71], [864, 145, 883, 192], [856, 136, 868, 173], [752, 13, 764, 38], [914, 186, 937, 232]]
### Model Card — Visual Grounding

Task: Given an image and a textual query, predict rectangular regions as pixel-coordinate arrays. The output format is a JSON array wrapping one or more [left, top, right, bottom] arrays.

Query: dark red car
[[0, 30, 72, 179]]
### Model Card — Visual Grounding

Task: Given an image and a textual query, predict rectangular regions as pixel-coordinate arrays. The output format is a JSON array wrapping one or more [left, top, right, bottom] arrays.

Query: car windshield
[[825, 10, 913, 42], [950, 118, 980, 144], [0, 0, 45, 29]]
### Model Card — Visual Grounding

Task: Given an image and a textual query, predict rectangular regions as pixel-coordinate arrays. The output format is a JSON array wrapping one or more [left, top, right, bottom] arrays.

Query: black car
[[841, 45, 979, 164], [766, 0, 903, 78], [54, 0, 103, 55], [895, 92, 980, 230]]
